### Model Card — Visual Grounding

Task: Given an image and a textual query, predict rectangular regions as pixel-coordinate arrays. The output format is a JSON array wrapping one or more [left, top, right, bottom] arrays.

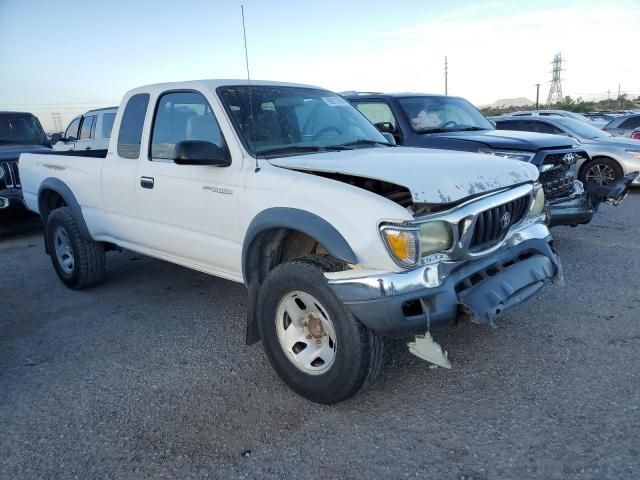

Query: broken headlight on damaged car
[[530, 184, 546, 217], [381, 221, 453, 268]]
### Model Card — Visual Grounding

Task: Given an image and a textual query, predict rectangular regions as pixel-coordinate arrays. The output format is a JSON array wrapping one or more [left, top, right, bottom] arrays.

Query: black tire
[[257, 255, 386, 404], [45, 207, 106, 289], [579, 157, 623, 186]]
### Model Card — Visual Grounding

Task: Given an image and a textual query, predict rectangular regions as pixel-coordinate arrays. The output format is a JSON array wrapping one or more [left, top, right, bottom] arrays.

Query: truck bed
[[19, 152, 107, 235]]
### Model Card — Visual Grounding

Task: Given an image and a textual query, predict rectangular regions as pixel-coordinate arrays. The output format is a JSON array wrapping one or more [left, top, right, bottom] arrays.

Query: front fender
[[241, 207, 357, 284]]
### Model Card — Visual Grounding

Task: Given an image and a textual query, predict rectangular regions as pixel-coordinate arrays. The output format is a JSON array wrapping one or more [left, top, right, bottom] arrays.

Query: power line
[[547, 52, 564, 105]]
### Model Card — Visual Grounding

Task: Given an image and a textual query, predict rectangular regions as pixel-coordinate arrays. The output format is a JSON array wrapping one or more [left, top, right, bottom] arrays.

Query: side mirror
[[51, 133, 62, 144], [173, 140, 231, 166], [381, 132, 396, 145]]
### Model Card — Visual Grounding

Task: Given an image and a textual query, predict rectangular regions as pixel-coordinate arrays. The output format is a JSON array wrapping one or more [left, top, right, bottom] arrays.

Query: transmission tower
[[51, 112, 63, 132], [546, 52, 564, 105]]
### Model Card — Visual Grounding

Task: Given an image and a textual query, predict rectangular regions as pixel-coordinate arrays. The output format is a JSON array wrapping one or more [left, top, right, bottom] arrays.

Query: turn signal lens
[[531, 187, 546, 216], [381, 227, 419, 267]]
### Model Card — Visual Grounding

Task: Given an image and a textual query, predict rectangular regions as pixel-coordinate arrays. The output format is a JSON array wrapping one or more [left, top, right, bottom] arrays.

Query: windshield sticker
[[322, 96, 350, 107]]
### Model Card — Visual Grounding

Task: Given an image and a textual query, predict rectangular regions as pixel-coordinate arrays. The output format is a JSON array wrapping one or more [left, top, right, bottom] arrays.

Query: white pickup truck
[[20, 80, 562, 403]]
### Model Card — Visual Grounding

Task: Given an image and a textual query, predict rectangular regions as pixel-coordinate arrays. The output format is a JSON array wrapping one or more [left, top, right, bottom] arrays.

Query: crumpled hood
[[268, 147, 539, 204], [429, 129, 575, 151], [0, 144, 51, 162]]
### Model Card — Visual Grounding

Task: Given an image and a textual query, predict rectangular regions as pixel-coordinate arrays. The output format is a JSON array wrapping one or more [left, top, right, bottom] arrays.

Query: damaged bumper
[[548, 172, 639, 227], [327, 222, 561, 336], [547, 181, 594, 227]]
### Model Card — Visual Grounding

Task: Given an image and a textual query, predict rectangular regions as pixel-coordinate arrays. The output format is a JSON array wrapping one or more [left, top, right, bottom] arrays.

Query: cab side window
[[79, 115, 96, 140], [150, 91, 225, 160], [353, 102, 397, 131], [65, 118, 81, 141], [117, 94, 150, 159]]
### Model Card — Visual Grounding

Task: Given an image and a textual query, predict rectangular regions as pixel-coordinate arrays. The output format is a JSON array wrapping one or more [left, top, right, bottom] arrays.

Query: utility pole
[[444, 56, 448, 96], [607, 89, 611, 109], [535, 84, 541, 109], [618, 83, 622, 108]]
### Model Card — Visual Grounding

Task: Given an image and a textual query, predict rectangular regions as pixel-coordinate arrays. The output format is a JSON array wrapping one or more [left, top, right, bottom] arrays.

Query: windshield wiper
[[257, 144, 352, 156], [416, 126, 486, 134], [336, 139, 396, 148], [0, 140, 21, 145]]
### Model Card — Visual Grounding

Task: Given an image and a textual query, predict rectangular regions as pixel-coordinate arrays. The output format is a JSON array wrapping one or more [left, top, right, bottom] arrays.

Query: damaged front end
[[547, 172, 639, 226], [325, 183, 563, 367], [539, 150, 638, 227]]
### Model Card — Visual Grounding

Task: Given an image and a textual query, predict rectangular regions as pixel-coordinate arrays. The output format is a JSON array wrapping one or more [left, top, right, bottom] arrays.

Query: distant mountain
[[484, 97, 535, 109]]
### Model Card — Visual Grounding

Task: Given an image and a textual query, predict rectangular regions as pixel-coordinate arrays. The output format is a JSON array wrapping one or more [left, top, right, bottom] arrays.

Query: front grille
[[540, 170, 574, 199], [0, 162, 19, 188], [469, 195, 530, 250], [539, 151, 586, 200]]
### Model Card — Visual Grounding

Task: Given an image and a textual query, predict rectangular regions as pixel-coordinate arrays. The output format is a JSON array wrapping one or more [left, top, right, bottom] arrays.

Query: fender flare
[[241, 207, 357, 284], [38, 177, 93, 241]]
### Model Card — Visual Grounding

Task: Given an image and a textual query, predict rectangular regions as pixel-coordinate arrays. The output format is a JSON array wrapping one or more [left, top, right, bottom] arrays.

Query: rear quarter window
[[117, 94, 150, 159], [102, 112, 116, 138]]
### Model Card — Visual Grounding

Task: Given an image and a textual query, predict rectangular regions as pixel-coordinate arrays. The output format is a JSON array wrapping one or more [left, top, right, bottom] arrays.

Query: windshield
[[217, 86, 389, 157], [397, 96, 493, 133], [0, 115, 47, 145], [553, 117, 611, 139]]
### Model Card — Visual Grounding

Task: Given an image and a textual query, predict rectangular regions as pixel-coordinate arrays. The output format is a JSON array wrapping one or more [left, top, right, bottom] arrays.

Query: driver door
[[135, 90, 242, 278]]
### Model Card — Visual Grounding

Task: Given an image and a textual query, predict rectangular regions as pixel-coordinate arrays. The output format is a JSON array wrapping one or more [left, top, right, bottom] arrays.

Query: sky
[[1, 0, 639, 131]]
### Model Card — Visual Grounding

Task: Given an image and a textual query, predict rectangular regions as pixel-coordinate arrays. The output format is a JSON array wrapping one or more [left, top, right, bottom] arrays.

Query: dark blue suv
[[344, 92, 633, 227]]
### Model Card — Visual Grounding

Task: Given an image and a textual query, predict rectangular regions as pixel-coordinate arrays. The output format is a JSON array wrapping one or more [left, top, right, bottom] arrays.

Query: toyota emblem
[[562, 153, 578, 165], [500, 211, 512, 229]]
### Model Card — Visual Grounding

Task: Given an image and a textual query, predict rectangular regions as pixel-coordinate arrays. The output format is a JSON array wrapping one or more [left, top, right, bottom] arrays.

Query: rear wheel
[[45, 207, 106, 289], [580, 157, 622, 186], [257, 255, 386, 404]]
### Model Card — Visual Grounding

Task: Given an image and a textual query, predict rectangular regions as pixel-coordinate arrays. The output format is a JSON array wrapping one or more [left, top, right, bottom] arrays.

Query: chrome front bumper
[[326, 222, 561, 336]]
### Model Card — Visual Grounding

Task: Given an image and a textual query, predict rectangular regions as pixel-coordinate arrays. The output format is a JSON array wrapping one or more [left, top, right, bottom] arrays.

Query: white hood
[[268, 147, 539, 204]]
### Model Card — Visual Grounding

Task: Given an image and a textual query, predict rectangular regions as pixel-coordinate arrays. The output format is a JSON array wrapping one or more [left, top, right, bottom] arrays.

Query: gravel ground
[[1, 194, 639, 480]]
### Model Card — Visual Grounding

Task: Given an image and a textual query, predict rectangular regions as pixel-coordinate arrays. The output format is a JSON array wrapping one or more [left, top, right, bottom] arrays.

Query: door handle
[[85, 146, 91, 150], [140, 176, 154, 189]]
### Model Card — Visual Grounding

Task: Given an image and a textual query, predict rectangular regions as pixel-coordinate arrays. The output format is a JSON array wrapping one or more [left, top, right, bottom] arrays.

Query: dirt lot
[[1, 195, 639, 480]]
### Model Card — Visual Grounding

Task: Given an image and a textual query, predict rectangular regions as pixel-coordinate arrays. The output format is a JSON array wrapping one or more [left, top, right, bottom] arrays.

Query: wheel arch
[[241, 208, 357, 285], [241, 208, 357, 345], [38, 178, 93, 248]]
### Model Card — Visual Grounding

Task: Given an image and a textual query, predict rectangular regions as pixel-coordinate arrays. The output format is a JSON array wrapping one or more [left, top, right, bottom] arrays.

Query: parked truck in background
[[20, 79, 561, 403], [0, 111, 51, 214], [344, 92, 634, 227], [53, 107, 117, 152]]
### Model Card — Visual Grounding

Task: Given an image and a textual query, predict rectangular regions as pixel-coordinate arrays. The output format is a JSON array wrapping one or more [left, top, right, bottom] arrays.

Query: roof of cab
[[126, 79, 327, 96]]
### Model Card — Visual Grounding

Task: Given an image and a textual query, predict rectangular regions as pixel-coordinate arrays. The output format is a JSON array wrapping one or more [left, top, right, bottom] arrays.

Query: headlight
[[419, 221, 453, 256], [381, 221, 454, 267], [478, 148, 535, 162], [380, 226, 420, 268], [530, 186, 546, 216], [626, 150, 640, 161], [0, 167, 4, 181]]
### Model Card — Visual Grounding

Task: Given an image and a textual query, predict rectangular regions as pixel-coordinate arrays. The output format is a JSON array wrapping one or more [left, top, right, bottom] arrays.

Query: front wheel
[[257, 256, 385, 404], [580, 157, 622, 186]]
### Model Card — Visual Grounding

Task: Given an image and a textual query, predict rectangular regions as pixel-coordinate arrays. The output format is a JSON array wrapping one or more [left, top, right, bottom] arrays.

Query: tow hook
[[408, 332, 452, 369]]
